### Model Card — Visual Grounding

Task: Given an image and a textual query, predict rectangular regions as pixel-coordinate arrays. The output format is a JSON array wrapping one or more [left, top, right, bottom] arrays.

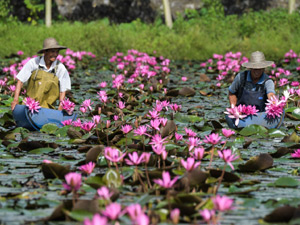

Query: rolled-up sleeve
[[228, 73, 241, 94], [265, 79, 275, 94]]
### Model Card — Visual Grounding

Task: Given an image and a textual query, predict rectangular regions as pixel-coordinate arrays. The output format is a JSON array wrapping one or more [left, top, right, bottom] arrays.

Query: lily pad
[[239, 124, 268, 136]]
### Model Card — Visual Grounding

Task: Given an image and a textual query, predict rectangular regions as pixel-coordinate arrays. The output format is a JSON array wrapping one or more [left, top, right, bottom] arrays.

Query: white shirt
[[16, 56, 71, 92]]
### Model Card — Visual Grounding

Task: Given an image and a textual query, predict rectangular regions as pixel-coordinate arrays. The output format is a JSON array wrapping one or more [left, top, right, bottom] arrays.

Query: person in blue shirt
[[228, 51, 275, 112]]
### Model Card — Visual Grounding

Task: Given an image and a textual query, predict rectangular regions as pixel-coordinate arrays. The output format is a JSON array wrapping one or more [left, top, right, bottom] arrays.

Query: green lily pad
[[40, 123, 59, 134], [103, 169, 122, 188], [239, 124, 268, 136], [28, 147, 55, 154], [272, 177, 299, 187], [268, 129, 286, 138]]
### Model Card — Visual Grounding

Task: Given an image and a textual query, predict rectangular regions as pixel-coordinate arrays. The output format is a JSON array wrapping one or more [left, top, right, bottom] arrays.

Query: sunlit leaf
[[239, 124, 268, 136]]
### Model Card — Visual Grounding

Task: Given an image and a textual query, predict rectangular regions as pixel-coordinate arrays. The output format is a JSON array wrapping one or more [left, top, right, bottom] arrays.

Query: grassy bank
[[1, 8, 300, 61]]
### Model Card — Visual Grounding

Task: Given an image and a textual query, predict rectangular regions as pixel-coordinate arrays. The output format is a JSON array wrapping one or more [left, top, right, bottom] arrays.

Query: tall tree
[[289, 0, 295, 14], [163, 0, 172, 28], [45, 0, 51, 27]]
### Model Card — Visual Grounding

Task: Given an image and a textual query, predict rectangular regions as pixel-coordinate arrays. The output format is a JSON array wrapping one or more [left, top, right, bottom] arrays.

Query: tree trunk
[[162, 0, 172, 28], [289, 0, 295, 14], [45, 0, 52, 27]]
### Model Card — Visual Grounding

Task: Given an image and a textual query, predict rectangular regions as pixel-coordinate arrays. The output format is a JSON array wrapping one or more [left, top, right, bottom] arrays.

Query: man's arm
[[267, 92, 275, 99], [11, 79, 23, 110], [58, 91, 66, 110], [228, 91, 237, 107]]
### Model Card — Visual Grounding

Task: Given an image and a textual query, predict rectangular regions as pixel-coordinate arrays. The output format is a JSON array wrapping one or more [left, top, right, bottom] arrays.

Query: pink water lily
[[134, 125, 148, 136], [81, 99, 94, 111], [102, 202, 123, 220], [125, 203, 143, 221], [225, 104, 247, 126], [23, 97, 41, 114], [212, 195, 234, 211], [97, 186, 113, 200], [60, 98, 75, 114], [117, 101, 125, 109], [181, 157, 201, 171], [218, 149, 239, 170], [125, 152, 145, 166], [104, 147, 126, 163], [265, 95, 286, 119], [61, 119, 72, 126], [149, 134, 168, 146], [170, 208, 180, 224], [92, 115, 101, 124], [81, 121, 95, 132], [63, 172, 82, 192], [222, 128, 235, 138], [199, 209, 215, 223], [135, 213, 149, 225], [150, 119, 161, 131], [121, 124, 133, 134], [186, 137, 201, 151], [79, 162, 95, 175], [185, 127, 197, 137], [192, 147, 205, 160], [153, 171, 179, 189], [204, 133, 221, 145], [84, 214, 107, 225], [291, 149, 300, 158]]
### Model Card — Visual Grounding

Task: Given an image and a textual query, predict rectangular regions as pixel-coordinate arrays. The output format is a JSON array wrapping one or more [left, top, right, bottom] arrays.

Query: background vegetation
[[1, 0, 300, 61]]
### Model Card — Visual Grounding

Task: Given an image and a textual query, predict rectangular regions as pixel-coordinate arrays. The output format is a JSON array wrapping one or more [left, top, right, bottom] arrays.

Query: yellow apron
[[26, 66, 60, 109]]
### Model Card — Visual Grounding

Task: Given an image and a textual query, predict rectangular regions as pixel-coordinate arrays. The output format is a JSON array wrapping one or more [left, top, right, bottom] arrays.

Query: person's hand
[[11, 99, 19, 111], [58, 104, 63, 111]]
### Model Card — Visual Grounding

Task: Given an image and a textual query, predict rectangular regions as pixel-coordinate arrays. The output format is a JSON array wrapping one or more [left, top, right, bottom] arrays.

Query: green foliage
[[0, 0, 17, 23], [24, 0, 44, 25], [1, 8, 300, 61]]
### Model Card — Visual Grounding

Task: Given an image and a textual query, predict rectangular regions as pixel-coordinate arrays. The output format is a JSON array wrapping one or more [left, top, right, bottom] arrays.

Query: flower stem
[[208, 146, 215, 168], [215, 163, 227, 194]]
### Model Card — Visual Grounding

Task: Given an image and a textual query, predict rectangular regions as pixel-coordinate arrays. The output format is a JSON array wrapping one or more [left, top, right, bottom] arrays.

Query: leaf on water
[[29, 147, 54, 154], [272, 177, 299, 188], [40, 123, 59, 134], [238, 153, 273, 172], [268, 129, 286, 138], [239, 124, 268, 136], [281, 132, 300, 143]]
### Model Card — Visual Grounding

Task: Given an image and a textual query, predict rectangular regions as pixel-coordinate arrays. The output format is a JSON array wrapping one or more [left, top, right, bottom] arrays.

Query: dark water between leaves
[[1, 59, 300, 225]]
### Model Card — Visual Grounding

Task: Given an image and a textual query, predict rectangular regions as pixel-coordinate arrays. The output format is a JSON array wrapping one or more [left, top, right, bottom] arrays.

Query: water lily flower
[[102, 202, 123, 220], [160, 118, 168, 127], [117, 101, 126, 109], [134, 125, 148, 136], [218, 149, 239, 170], [225, 104, 247, 126], [181, 157, 201, 171], [63, 172, 82, 192], [106, 120, 111, 128], [60, 98, 75, 114], [99, 81, 107, 88], [148, 110, 160, 119], [97, 186, 113, 200], [42, 159, 53, 164], [186, 137, 201, 151], [185, 127, 197, 137], [84, 214, 107, 225], [61, 119, 73, 126], [150, 119, 161, 131], [72, 118, 82, 127], [153, 171, 179, 189], [192, 147, 205, 160], [92, 115, 101, 124], [17, 50, 24, 55], [81, 99, 94, 111], [80, 107, 87, 113], [135, 213, 149, 225], [125, 152, 145, 166], [222, 128, 235, 138], [199, 209, 215, 223], [23, 97, 41, 114], [81, 121, 95, 132], [121, 124, 133, 134], [175, 132, 183, 141], [204, 133, 221, 145], [149, 134, 168, 146], [265, 95, 286, 119], [104, 147, 126, 163], [152, 144, 166, 155], [170, 208, 180, 224], [212, 195, 233, 211], [126, 203, 143, 221], [181, 76, 187, 81], [79, 162, 95, 175], [169, 103, 181, 112], [291, 149, 300, 158], [113, 115, 119, 121]]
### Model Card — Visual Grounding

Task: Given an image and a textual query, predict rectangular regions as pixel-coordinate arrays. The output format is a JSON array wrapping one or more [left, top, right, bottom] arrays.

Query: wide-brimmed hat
[[37, 37, 67, 54], [242, 51, 274, 69]]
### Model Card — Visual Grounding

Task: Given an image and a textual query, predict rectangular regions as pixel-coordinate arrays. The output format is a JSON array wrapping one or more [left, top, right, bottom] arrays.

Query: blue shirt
[[229, 71, 275, 95]]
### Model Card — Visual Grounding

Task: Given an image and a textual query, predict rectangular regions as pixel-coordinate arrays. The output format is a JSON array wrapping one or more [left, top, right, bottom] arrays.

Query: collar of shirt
[[246, 71, 267, 84], [38, 56, 58, 72]]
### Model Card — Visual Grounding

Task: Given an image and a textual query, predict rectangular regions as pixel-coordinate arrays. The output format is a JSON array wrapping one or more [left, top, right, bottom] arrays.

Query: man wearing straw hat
[[228, 51, 275, 112], [11, 37, 71, 111]]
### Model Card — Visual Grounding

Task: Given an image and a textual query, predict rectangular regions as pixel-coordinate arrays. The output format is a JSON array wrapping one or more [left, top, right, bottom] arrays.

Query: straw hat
[[242, 51, 274, 69], [37, 37, 67, 54]]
